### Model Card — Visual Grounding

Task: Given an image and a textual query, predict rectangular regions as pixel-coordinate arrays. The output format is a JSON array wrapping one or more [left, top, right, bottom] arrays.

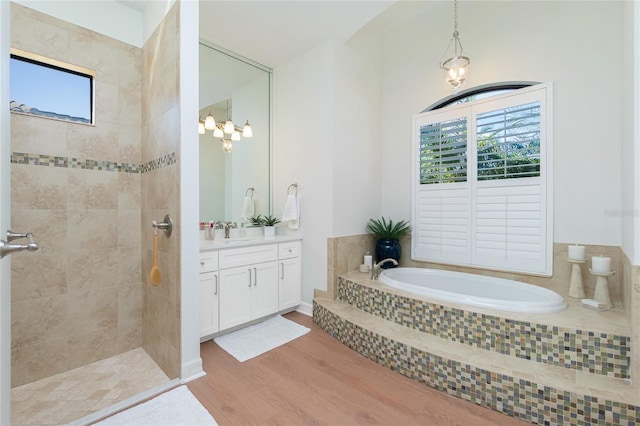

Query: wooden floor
[[188, 311, 528, 426]]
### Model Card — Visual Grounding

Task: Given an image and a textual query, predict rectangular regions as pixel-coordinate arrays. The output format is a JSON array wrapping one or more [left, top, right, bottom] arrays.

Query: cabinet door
[[279, 257, 301, 310], [219, 267, 252, 331], [199, 271, 219, 338], [251, 261, 279, 320]]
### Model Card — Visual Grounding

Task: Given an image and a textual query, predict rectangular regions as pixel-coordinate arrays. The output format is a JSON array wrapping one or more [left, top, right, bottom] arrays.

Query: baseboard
[[181, 357, 204, 383], [296, 301, 312, 316]]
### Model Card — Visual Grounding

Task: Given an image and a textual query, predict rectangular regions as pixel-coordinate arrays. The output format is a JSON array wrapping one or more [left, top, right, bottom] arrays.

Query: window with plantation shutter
[[419, 117, 467, 184], [412, 83, 553, 275]]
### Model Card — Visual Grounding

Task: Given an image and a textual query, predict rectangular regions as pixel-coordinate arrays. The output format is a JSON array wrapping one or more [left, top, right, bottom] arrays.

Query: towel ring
[[245, 187, 255, 198], [287, 183, 298, 195]]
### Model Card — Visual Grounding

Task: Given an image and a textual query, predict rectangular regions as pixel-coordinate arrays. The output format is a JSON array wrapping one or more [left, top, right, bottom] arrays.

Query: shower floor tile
[[11, 348, 169, 426]]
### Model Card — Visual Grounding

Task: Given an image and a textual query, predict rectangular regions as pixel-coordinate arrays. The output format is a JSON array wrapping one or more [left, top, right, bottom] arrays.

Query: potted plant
[[261, 214, 280, 237], [366, 217, 411, 268], [248, 215, 263, 227]]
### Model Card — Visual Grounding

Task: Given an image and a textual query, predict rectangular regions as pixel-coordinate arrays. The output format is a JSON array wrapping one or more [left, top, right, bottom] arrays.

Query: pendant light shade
[[198, 120, 205, 135]]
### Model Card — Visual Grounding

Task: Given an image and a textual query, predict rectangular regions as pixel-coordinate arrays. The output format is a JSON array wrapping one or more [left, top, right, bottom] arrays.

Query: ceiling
[[198, 1, 395, 68], [116, 0, 400, 69]]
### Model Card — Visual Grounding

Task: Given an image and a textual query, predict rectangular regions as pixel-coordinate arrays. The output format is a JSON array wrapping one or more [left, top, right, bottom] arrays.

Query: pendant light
[[440, 0, 470, 91]]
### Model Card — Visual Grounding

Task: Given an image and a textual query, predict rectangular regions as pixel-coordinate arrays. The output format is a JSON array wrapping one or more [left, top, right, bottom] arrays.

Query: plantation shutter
[[412, 83, 552, 275], [413, 107, 472, 264]]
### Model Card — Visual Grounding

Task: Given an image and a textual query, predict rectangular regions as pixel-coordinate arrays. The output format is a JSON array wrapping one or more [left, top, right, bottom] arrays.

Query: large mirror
[[199, 41, 271, 224]]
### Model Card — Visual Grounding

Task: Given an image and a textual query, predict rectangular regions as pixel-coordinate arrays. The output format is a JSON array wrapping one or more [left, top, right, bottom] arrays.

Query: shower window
[[9, 48, 95, 124], [412, 83, 553, 276]]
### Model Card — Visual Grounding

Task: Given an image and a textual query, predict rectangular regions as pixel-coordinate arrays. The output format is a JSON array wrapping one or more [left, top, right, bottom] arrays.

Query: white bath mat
[[214, 315, 310, 362], [95, 385, 217, 425]]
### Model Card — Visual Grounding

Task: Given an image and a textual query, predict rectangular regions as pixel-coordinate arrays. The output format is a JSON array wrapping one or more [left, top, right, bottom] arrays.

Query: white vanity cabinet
[[278, 241, 302, 310], [218, 244, 279, 331], [199, 251, 219, 338], [199, 237, 302, 338]]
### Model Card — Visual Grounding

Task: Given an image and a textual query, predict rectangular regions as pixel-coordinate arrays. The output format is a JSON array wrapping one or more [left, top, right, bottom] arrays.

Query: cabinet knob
[[200, 261, 205, 266]]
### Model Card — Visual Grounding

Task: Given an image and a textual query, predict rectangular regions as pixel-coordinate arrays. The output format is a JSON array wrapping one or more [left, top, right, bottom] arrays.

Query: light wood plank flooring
[[188, 311, 528, 425]]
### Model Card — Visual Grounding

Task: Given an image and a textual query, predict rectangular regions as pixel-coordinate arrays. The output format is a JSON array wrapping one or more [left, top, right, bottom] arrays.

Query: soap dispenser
[[364, 251, 373, 269]]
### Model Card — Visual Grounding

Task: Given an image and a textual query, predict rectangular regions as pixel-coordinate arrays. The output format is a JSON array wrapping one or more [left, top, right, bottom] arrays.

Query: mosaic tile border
[[313, 301, 640, 425], [11, 152, 176, 174], [337, 277, 630, 379]]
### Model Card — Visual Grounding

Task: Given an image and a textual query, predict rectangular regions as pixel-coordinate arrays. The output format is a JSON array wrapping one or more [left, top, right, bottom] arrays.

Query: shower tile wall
[[140, 3, 181, 379], [9, 3, 142, 387]]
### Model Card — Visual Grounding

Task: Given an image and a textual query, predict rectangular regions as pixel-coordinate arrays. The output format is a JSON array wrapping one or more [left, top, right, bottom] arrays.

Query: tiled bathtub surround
[[313, 302, 640, 425], [338, 275, 630, 378]]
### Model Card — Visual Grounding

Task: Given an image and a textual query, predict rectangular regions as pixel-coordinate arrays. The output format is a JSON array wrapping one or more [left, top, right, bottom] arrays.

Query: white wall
[[332, 34, 383, 236], [274, 37, 383, 301], [12, 0, 143, 46], [380, 1, 625, 247], [274, 41, 335, 300], [12, 0, 175, 47]]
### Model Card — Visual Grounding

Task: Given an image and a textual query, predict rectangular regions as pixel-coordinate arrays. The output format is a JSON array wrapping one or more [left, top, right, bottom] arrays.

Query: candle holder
[[566, 258, 586, 298], [589, 269, 615, 309]]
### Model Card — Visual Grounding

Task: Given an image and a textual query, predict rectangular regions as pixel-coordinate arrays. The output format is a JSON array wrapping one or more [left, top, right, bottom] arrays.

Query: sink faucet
[[371, 258, 398, 280], [223, 221, 237, 239]]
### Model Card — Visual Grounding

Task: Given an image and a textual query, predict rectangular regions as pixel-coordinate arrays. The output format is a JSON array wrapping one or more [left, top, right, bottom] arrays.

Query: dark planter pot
[[375, 238, 401, 268]]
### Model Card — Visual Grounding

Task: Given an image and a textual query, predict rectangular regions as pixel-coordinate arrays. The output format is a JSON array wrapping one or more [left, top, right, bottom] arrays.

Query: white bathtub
[[379, 267, 567, 313]]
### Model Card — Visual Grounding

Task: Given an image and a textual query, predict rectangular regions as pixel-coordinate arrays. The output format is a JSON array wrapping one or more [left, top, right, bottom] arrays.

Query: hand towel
[[281, 194, 300, 229], [241, 196, 254, 221]]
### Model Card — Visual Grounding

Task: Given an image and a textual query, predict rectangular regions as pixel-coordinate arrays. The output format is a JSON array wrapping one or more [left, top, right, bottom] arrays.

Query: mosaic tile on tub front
[[337, 276, 631, 379], [314, 301, 640, 425]]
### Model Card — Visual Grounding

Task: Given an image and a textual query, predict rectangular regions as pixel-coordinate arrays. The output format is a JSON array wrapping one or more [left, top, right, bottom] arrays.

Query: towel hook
[[288, 183, 298, 195], [245, 187, 255, 198]]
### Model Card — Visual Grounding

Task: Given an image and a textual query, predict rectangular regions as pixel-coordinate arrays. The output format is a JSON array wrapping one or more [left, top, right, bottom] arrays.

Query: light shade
[[204, 113, 216, 130], [231, 131, 241, 141], [242, 120, 253, 138], [213, 126, 224, 139], [222, 139, 232, 152], [441, 55, 470, 91], [224, 119, 235, 134], [198, 120, 205, 135]]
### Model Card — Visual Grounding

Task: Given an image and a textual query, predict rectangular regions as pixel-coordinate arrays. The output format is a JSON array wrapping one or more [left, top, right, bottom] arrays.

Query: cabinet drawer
[[199, 251, 218, 273], [219, 244, 278, 269], [279, 241, 301, 259]]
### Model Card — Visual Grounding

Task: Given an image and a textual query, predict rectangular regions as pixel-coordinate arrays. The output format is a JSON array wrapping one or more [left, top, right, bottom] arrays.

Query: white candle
[[592, 256, 611, 273], [568, 244, 585, 260]]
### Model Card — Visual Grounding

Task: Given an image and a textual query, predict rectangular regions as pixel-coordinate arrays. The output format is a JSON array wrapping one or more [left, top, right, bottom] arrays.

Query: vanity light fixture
[[439, 0, 470, 91], [197, 100, 253, 153]]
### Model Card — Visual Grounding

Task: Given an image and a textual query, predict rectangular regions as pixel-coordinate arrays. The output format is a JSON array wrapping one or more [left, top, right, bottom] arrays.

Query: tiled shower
[[9, 2, 181, 422]]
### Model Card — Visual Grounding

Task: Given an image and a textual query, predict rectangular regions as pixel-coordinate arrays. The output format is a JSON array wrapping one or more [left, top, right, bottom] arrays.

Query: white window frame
[[411, 83, 553, 276]]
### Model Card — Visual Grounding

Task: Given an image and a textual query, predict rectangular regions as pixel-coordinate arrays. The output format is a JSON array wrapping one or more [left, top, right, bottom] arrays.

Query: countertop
[[200, 234, 302, 251]]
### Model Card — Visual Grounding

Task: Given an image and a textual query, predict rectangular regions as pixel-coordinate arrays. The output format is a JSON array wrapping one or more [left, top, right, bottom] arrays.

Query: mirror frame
[[199, 39, 274, 221]]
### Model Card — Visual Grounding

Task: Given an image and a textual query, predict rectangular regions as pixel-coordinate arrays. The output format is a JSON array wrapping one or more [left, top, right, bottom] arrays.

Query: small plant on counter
[[261, 214, 281, 227], [249, 215, 264, 226]]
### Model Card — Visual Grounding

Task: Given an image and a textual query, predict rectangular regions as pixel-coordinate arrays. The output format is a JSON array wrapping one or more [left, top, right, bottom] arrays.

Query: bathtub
[[379, 268, 567, 313]]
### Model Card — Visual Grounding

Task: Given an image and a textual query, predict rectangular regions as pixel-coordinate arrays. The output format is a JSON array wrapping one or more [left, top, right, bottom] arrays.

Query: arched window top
[[422, 81, 541, 112]]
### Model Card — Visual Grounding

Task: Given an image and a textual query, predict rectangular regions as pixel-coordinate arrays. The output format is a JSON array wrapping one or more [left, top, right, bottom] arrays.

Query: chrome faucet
[[371, 258, 398, 280], [223, 221, 237, 239]]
